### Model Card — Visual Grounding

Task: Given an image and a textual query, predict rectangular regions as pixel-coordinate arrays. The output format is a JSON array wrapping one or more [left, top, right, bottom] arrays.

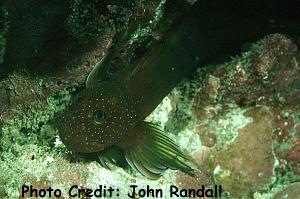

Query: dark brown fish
[[56, 0, 300, 179], [57, 82, 138, 153]]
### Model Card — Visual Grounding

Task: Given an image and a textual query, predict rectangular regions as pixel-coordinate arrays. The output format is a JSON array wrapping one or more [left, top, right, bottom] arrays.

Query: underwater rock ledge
[[173, 33, 300, 198], [0, 33, 299, 198], [0, 0, 162, 76]]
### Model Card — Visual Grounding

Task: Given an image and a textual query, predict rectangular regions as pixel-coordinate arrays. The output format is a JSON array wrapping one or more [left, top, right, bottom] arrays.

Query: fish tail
[[118, 121, 197, 179]]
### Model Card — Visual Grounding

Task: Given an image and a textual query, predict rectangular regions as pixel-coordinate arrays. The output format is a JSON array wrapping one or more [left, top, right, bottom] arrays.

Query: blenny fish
[[56, 0, 300, 179]]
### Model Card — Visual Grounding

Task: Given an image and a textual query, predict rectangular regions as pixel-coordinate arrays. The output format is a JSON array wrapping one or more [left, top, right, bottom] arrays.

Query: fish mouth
[[60, 136, 105, 153], [73, 140, 106, 153]]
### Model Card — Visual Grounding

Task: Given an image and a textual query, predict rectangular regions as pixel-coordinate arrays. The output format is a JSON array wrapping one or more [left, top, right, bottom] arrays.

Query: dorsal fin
[[86, 32, 129, 88], [86, 55, 109, 88]]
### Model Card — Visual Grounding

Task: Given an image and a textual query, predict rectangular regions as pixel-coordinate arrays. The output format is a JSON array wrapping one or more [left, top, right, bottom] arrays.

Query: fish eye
[[93, 110, 106, 124]]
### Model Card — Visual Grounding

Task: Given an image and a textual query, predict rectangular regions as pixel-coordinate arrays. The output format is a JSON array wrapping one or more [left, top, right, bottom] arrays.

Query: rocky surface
[[168, 34, 300, 198], [0, 0, 299, 198]]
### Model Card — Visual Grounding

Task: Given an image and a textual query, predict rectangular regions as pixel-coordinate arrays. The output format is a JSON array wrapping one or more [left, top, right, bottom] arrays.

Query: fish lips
[[60, 135, 106, 153]]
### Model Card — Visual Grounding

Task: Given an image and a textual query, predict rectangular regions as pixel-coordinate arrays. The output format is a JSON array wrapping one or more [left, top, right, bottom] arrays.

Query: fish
[[56, 75, 196, 179], [57, 60, 197, 179], [56, 0, 300, 179]]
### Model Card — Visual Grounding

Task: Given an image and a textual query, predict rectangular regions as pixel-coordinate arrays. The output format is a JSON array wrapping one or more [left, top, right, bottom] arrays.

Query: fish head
[[56, 82, 137, 153]]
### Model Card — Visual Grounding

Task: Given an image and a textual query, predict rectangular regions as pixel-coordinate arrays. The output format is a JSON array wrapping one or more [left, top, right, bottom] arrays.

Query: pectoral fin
[[119, 121, 197, 179]]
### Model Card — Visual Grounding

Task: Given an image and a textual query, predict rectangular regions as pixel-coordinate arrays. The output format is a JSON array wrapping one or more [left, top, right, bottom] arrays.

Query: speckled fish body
[[57, 82, 138, 153], [56, 0, 300, 179]]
